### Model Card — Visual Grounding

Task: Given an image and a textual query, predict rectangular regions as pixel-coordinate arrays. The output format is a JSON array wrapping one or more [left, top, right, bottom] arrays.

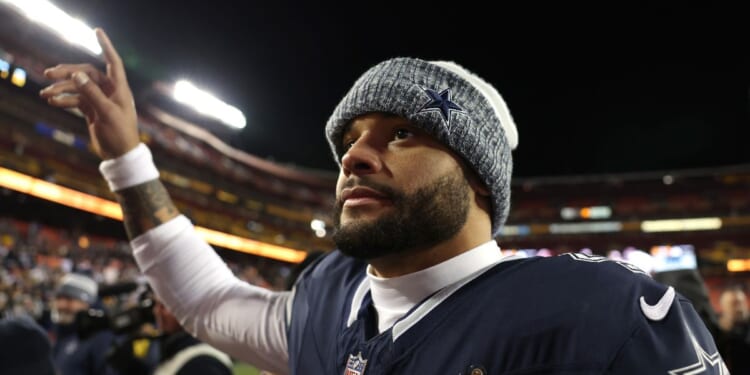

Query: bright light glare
[[310, 219, 325, 231], [727, 259, 750, 272], [11, 67, 26, 87], [641, 217, 722, 233], [310, 219, 326, 238], [173, 80, 246, 129], [0, 58, 9, 79], [2, 0, 101, 55]]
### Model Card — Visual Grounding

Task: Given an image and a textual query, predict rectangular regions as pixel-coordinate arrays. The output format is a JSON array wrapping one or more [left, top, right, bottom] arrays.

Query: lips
[[340, 186, 390, 207]]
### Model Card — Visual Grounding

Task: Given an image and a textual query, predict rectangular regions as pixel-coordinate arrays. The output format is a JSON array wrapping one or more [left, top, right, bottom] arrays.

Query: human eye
[[394, 128, 414, 140], [342, 138, 355, 151], [339, 135, 357, 159]]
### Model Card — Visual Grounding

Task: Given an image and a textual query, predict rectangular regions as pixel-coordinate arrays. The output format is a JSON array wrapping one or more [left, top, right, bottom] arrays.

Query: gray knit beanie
[[56, 273, 98, 304], [325, 57, 519, 237]]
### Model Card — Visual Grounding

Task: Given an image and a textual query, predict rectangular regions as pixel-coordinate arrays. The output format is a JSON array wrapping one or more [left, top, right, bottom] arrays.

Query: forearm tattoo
[[115, 180, 179, 239]]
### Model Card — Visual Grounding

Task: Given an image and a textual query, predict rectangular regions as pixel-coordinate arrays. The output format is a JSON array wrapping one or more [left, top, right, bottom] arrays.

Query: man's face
[[52, 296, 89, 325], [721, 290, 749, 324], [333, 113, 471, 260]]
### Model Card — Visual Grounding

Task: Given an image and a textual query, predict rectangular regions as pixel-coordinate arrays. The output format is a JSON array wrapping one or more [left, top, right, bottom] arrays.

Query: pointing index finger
[[95, 28, 127, 84]]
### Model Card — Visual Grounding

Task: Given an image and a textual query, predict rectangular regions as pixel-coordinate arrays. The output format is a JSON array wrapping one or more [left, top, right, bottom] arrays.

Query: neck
[[368, 221, 491, 278]]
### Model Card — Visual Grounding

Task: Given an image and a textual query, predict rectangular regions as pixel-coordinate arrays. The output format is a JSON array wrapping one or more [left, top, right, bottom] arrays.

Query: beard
[[51, 306, 76, 325], [333, 172, 470, 260]]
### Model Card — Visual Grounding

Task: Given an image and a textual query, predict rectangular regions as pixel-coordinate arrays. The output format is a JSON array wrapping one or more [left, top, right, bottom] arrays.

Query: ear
[[468, 174, 490, 197], [467, 171, 492, 218], [463, 166, 490, 197], [452, 154, 490, 197]]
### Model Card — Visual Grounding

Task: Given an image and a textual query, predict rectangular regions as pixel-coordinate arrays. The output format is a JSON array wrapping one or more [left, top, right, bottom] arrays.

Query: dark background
[[49, 1, 749, 177]]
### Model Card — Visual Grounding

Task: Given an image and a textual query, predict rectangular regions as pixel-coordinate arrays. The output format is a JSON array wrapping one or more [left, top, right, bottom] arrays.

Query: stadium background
[[0, 2, 748, 374]]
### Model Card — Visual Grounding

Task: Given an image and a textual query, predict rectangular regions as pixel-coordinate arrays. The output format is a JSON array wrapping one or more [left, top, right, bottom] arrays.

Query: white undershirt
[[368, 241, 505, 333]]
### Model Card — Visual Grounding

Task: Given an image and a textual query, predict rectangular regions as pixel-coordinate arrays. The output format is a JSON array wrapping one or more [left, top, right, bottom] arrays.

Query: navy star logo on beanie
[[417, 87, 465, 125]]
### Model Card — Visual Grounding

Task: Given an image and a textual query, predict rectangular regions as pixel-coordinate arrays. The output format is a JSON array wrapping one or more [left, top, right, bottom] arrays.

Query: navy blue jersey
[[287, 251, 728, 374]]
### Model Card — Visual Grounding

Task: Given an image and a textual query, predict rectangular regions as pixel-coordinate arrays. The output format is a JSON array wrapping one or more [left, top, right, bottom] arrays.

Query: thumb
[[73, 71, 116, 118]]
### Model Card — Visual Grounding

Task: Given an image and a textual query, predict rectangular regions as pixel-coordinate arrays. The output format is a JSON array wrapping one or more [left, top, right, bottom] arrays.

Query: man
[[715, 286, 750, 373], [41, 28, 727, 374], [718, 286, 749, 334], [151, 294, 233, 374], [652, 260, 722, 339], [50, 272, 117, 375]]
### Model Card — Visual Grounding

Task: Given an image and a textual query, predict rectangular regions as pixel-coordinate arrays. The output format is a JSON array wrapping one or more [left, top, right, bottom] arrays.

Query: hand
[[39, 28, 140, 160]]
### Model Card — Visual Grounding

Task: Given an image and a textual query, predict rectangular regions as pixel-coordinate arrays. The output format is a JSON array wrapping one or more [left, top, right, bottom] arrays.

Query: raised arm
[[40, 28, 176, 236], [40, 29, 290, 373]]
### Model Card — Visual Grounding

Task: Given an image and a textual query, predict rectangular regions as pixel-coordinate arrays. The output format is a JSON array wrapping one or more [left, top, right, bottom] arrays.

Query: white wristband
[[99, 143, 160, 192]]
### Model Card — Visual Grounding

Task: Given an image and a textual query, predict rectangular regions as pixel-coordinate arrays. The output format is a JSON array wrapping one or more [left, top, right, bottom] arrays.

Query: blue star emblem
[[417, 87, 464, 125]]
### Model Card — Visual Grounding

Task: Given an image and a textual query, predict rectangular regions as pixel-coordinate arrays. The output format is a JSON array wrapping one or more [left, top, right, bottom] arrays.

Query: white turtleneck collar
[[365, 240, 507, 333]]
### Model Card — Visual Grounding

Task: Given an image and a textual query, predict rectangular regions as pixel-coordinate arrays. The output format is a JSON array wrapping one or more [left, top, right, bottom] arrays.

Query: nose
[[341, 134, 383, 177]]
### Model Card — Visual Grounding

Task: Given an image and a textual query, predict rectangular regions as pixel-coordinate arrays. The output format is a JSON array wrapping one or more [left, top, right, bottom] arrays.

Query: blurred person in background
[[647, 247, 723, 341], [0, 314, 57, 375], [50, 272, 118, 375], [40, 28, 728, 374], [105, 286, 232, 375], [151, 293, 233, 375], [715, 286, 750, 373], [718, 286, 750, 334]]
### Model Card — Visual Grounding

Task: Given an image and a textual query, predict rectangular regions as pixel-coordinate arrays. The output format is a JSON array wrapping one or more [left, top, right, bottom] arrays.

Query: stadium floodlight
[[1, 0, 101, 55], [173, 80, 246, 129]]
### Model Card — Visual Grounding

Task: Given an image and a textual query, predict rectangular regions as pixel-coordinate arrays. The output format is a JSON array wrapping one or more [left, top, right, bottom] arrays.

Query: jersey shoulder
[[484, 253, 678, 322], [537, 252, 663, 292]]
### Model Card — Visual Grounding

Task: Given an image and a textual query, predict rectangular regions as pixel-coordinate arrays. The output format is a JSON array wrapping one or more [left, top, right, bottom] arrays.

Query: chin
[[341, 207, 391, 222]]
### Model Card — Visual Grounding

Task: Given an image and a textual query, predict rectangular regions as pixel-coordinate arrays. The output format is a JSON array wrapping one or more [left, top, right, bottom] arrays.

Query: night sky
[[48, 1, 749, 177]]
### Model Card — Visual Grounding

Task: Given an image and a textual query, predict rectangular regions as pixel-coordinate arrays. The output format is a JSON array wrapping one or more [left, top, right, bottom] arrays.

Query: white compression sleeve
[[132, 216, 290, 374]]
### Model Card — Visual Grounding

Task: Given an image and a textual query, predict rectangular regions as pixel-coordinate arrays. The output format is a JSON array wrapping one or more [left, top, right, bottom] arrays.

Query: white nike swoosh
[[640, 286, 675, 321]]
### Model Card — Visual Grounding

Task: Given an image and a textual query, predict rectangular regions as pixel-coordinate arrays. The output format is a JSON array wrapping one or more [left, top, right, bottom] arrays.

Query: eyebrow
[[339, 112, 416, 143]]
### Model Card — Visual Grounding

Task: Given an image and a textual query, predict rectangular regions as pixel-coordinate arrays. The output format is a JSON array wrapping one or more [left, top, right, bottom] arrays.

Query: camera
[[70, 281, 159, 374], [74, 281, 155, 340], [75, 297, 155, 339]]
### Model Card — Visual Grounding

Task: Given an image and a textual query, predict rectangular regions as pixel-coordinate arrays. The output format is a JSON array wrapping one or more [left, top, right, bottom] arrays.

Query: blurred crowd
[[0, 216, 298, 374], [0, 216, 290, 323]]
